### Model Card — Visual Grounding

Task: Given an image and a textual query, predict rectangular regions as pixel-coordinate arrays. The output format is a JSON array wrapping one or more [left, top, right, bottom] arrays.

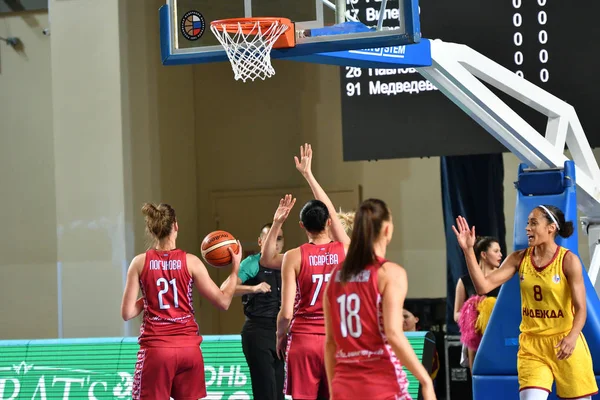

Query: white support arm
[[417, 39, 600, 293]]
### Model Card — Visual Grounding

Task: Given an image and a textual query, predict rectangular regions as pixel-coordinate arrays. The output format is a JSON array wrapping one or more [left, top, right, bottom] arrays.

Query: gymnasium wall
[[122, 0, 200, 333], [0, 2, 596, 339], [0, 1, 202, 339], [0, 11, 57, 339]]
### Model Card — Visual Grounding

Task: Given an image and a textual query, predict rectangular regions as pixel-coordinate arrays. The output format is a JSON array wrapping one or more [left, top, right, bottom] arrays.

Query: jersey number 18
[[337, 293, 362, 338]]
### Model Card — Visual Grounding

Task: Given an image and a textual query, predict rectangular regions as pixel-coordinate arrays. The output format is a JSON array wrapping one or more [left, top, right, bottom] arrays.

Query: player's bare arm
[[379, 262, 434, 395], [295, 143, 351, 248], [323, 290, 337, 394], [121, 254, 145, 321], [276, 248, 300, 359], [220, 275, 271, 296], [453, 216, 520, 294], [188, 247, 241, 311], [556, 251, 587, 360], [472, 250, 522, 295]]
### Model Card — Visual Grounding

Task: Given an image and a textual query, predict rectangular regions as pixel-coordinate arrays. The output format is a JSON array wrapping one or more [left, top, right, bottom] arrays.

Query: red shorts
[[285, 333, 328, 399], [331, 364, 411, 400], [132, 346, 206, 400]]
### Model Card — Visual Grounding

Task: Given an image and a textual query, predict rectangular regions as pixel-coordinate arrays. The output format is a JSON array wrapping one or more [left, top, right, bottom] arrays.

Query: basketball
[[201, 230, 239, 267]]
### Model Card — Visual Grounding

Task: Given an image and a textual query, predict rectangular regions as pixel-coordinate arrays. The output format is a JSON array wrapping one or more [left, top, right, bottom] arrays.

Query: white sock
[[519, 388, 549, 400]]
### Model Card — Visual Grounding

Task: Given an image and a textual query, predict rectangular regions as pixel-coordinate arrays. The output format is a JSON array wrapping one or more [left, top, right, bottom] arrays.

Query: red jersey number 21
[[157, 278, 179, 309]]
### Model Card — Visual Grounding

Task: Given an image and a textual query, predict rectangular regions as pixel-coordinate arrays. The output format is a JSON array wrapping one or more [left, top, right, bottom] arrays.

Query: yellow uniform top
[[519, 246, 574, 336]]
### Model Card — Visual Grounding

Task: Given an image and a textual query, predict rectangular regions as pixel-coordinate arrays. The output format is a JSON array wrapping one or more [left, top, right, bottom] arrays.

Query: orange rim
[[210, 17, 293, 35]]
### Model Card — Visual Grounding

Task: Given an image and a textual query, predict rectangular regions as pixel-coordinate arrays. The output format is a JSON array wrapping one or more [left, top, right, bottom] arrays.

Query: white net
[[210, 20, 290, 82]]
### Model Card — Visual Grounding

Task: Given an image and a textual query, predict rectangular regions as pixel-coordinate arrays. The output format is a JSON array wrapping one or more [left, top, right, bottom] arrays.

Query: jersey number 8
[[533, 284, 543, 301], [337, 293, 362, 338]]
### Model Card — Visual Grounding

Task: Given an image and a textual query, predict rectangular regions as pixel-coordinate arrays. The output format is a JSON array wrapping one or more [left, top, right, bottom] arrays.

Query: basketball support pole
[[414, 39, 600, 293], [335, 0, 346, 24], [321, 0, 359, 23]]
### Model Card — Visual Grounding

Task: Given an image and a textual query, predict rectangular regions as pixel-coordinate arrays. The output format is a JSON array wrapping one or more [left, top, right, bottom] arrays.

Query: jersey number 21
[[157, 278, 179, 309]]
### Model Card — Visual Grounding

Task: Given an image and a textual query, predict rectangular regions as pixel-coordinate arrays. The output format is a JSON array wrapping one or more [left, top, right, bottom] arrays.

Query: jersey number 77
[[310, 273, 332, 306]]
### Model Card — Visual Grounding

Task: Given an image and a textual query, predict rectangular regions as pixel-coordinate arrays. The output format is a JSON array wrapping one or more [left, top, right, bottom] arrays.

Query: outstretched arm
[[453, 216, 519, 294], [295, 143, 351, 247], [260, 194, 296, 269]]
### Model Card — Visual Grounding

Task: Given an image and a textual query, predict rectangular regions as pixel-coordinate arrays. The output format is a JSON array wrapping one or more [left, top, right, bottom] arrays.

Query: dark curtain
[[441, 154, 507, 334]]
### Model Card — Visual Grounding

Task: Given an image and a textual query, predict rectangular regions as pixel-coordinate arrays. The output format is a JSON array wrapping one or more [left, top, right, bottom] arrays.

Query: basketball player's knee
[[519, 388, 549, 400]]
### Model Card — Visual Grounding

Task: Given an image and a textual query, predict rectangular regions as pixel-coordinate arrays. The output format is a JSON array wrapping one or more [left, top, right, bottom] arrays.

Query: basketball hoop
[[210, 17, 295, 82]]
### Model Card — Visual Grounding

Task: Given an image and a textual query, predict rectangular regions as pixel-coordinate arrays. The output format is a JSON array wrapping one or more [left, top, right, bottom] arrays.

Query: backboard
[[159, 0, 421, 66]]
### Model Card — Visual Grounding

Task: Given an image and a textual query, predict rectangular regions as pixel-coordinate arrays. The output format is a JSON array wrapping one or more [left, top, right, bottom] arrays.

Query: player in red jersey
[[261, 194, 348, 400], [323, 198, 436, 400], [120, 203, 242, 400]]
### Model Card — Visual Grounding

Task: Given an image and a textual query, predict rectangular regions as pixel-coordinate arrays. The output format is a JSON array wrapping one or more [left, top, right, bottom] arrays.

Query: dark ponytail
[[558, 222, 575, 238], [474, 236, 499, 263], [537, 205, 574, 238], [340, 198, 390, 283]]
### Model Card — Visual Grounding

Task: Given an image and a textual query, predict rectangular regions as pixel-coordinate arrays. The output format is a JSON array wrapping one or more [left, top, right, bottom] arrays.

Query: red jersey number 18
[[337, 293, 362, 338]]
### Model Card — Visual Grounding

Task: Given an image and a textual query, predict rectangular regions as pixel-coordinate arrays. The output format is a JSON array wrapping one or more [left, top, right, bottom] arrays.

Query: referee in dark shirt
[[224, 223, 285, 400]]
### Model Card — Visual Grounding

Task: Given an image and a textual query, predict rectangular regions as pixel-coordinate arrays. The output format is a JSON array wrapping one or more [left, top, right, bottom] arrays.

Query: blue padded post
[[472, 160, 600, 399]]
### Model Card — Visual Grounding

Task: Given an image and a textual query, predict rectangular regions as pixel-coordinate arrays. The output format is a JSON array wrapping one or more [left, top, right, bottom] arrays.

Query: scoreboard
[[340, 0, 599, 160]]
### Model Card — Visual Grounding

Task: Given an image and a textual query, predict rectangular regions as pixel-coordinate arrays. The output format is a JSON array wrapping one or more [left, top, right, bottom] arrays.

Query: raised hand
[[294, 143, 313, 177], [273, 194, 296, 224], [451, 216, 476, 250]]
